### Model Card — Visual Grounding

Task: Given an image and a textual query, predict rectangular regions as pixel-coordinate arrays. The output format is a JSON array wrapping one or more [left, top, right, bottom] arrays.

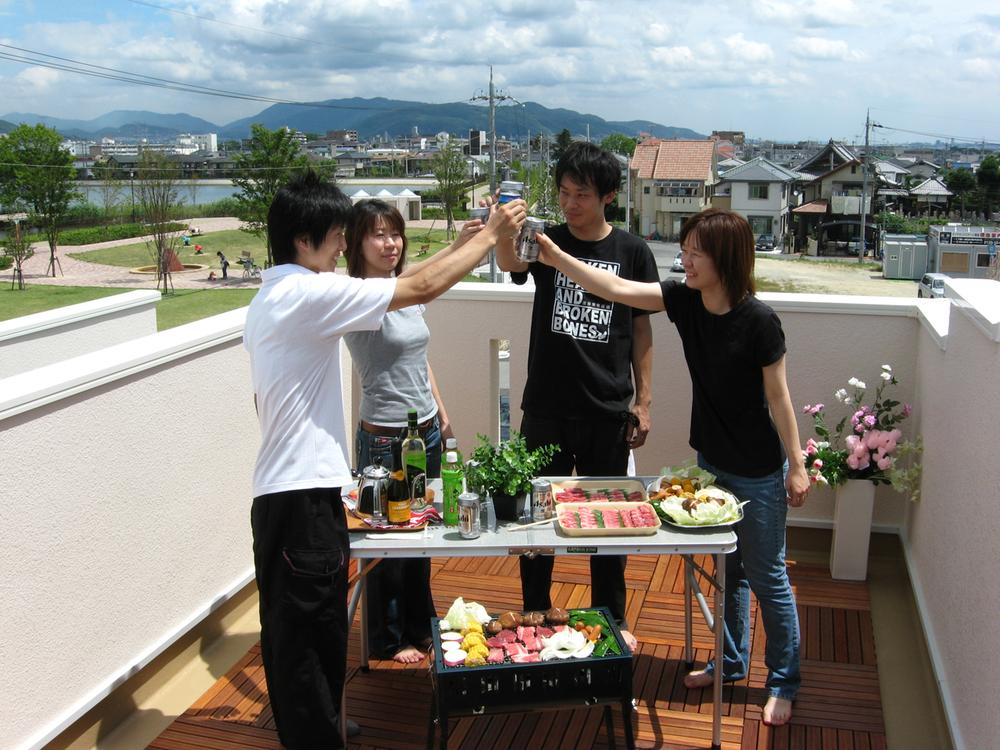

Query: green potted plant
[[467, 432, 559, 521]]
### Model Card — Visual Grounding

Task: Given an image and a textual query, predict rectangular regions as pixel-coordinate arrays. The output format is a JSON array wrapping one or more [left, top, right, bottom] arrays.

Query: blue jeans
[[697, 454, 801, 700], [355, 417, 440, 657]]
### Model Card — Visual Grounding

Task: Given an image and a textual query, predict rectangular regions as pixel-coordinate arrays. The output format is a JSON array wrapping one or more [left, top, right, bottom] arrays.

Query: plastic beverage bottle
[[401, 409, 428, 511], [441, 451, 463, 527], [445, 437, 463, 466]]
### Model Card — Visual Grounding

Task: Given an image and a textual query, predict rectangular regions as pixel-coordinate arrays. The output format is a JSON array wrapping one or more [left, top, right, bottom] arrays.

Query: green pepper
[[593, 638, 611, 657], [595, 512, 605, 528], [605, 636, 622, 655]]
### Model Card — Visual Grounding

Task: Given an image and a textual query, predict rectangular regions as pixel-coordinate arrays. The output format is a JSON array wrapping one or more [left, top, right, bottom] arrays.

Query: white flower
[[834, 388, 848, 402], [881, 371, 892, 381], [881, 364, 892, 373], [855, 380, 866, 390], [847, 377, 859, 387], [843, 396, 853, 405]]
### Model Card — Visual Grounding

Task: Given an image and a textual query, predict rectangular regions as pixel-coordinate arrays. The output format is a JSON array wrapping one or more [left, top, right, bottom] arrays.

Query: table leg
[[683, 555, 693, 668], [621, 699, 636, 750], [711, 551, 726, 750], [603, 704, 616, 749]]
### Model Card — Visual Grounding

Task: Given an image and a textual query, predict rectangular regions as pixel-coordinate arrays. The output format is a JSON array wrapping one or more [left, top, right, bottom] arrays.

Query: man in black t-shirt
[[497, 142, 657, 648]]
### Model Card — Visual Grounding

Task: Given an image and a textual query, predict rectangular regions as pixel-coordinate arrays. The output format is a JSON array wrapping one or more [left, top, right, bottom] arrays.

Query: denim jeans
[[355, 417, 440, 657], [697, 454, 801, 700]]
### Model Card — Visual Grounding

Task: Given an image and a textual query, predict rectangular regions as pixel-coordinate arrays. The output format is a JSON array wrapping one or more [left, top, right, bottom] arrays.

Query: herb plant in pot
[[467, 432, 559, 522]]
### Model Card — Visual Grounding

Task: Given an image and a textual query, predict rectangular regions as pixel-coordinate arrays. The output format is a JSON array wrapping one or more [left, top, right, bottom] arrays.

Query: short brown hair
[[345, 199, 408, 278], [679, 208, 755, 307]]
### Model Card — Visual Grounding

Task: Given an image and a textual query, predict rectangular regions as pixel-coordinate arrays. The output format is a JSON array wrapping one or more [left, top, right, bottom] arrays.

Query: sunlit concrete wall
[[0, 290, 160, 378]]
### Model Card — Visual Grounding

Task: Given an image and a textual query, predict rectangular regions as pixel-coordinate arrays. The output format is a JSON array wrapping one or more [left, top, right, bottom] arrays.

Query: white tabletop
[[348, 477, 737, 559]]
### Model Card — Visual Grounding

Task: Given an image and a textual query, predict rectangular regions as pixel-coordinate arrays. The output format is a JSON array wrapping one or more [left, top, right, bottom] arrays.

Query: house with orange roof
[[630, 139, 717, 239]]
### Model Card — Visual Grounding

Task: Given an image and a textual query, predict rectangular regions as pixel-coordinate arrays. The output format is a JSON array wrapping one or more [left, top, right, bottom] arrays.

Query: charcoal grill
[[427, 607, 635, 749]]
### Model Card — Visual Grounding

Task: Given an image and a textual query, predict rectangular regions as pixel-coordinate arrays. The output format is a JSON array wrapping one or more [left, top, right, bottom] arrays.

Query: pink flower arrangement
[[801, 364, 913, 487]]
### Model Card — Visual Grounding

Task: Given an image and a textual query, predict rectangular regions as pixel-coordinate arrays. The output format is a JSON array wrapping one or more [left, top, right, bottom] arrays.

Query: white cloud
[[960, 57, 999, 79], [724, 33, 774, 63], [649, 45, 699, 70], [790, 36, 866, 61], [642, 23, 672, 45]]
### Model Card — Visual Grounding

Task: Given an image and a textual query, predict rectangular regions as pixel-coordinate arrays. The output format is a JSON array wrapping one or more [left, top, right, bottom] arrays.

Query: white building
[[715, 157, 798, 242]]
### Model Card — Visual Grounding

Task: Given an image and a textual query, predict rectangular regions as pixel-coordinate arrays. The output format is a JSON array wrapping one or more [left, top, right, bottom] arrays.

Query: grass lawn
[[68, 230, 267, 269], [0, 285, 130, 323], [156, 288, 258, 331]]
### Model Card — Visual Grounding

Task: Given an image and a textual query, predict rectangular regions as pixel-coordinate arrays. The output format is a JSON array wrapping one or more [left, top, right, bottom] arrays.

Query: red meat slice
[[505, 642, 527, 657], [536, 626, 554, 638], [511, 652, 541, 663], [486, 635, 506, 649], [621, 510, 634, 528], [516, 625, 535, 641], [496, 629, 517, 643], [487, 648, 505, 664], [521, 634, 542, 652]]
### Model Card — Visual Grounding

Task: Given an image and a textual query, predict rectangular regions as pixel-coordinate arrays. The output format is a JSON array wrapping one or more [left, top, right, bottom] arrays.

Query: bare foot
[[762, 696, 793, 726], [683, 669, 714, 689], [621, 629, 638, 651], [392, 646, 426, 664]]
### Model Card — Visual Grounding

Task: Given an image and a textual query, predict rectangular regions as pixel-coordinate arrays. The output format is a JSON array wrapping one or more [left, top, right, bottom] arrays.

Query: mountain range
[[1, 98, 703, 142]]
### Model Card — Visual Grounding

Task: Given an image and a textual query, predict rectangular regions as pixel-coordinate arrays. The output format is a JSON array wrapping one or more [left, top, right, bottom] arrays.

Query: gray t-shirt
[[345, 304, 437, 426]]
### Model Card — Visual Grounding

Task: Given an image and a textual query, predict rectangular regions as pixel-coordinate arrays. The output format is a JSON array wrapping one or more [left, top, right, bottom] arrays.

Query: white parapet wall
[[0, 290, 160, 379], [2, 281, 997, 750]]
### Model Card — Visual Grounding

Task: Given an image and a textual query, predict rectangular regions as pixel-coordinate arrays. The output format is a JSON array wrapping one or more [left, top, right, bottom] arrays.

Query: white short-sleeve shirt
[[244, 264, 395, 497]]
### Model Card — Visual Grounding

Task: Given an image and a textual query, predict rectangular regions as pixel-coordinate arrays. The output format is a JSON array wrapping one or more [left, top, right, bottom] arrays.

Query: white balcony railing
[[1, 279, 998, 750]]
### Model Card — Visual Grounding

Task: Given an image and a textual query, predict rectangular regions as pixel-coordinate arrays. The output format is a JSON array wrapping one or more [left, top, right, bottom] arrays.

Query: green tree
[[551, 128, 573, 163], [976, 155, 1000, 220], [0, 123, 79, 277], [92, 159, 125, 221], [943, 168, 976, 219], [1, 220, 33, 290], [136, 151, 184, 294], [600, 133, 637, 157], [232, 124, 311, 267], [431, 138, 468, 239]]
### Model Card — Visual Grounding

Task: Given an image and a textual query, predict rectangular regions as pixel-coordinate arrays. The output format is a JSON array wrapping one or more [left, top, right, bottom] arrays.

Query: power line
[[0, 43, 392, 111], [873, 122, 999, 147]]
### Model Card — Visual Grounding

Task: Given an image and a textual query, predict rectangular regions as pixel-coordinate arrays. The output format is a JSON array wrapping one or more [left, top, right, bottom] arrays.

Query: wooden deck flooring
[[149, 553, 884, 750]]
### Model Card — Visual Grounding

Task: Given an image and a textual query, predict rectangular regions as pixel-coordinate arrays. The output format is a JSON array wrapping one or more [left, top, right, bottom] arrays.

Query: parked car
[[918, 272, 948, 298], [846, 239, 873, 256], [670, 251, 684, 273], [755, 234, 775, 251]]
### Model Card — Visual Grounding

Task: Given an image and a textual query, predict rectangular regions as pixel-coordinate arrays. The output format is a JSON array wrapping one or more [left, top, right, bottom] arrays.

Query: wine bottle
[[441, 450, 463, 527], [386, 438, 410, 524], [401, 408, 428, 511]]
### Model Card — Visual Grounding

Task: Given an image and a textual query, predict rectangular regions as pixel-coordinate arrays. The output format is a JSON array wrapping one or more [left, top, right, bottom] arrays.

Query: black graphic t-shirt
[[521, 224, 658, 419], [661, 280, 787, 477]]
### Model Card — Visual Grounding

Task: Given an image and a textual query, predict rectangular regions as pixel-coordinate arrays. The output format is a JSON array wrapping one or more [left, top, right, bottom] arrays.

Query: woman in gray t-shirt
[[344, 199, 484, 663]]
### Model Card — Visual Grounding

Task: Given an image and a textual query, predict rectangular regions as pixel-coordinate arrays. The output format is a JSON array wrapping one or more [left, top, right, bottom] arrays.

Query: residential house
[[796, 140, 857, 178], [714, 157, 798, 245], [793, 156, 872, 252], [908, 177, 952, 216], [631, 139, 717, 239]]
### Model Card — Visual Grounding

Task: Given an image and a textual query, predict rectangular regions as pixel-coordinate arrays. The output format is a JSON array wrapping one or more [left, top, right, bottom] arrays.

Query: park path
[[15, 217, 449, 289]]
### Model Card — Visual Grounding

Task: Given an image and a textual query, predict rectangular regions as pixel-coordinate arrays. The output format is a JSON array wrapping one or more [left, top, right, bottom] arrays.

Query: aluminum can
[[468, 206, 490, 223], [531, 478, 554, 522], [515, 217, 546, 263], [458, 492, 481, 539], [497, 180, 524, 205]]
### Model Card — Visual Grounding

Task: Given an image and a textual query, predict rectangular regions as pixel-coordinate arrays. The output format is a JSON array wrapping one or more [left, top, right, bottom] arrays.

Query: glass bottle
[[401, 408, 428, 511], [386, 438, 411, 524]]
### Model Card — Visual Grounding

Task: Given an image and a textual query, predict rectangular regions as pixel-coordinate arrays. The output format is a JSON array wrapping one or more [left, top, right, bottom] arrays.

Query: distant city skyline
[[1, 0, 998, 145]]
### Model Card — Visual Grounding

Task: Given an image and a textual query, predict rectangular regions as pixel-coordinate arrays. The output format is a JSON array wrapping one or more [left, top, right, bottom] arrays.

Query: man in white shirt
[[245, 170, 524, 749]]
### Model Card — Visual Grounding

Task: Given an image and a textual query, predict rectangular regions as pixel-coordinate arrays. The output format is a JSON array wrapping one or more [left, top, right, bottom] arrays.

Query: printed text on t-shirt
[[550, 260, 620, 343]]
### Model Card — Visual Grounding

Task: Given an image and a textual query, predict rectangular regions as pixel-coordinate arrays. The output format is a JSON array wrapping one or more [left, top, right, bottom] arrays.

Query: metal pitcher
[[358, 456, 390, 523]]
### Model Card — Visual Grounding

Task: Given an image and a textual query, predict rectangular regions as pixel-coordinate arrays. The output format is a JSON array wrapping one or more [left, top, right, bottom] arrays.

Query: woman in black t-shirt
[[535, 208, 809, 727]]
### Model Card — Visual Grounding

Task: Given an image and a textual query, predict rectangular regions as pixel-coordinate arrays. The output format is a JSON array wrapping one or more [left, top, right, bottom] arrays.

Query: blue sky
[[1, 0, 998, 144]]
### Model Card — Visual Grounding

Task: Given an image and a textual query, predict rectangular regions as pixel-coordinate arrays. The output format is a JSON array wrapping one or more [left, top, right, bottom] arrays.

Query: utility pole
[[471, 66, 517, 281], [859, 109, 871, 265]]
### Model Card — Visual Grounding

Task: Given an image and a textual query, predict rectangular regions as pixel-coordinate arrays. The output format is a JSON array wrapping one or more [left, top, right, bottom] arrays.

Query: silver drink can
[[459, 492, 481, 539], [468, 206, 490, 223], [497, 180, 524, 205], [531, 478, 554, 521], [516, 217, 546, 263]]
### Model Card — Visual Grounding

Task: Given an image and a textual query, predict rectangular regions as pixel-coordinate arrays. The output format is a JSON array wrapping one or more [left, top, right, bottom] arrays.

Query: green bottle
[[445, 437, 463, 466], [401, 409, 428, 511], [441, 450, 463, 527]]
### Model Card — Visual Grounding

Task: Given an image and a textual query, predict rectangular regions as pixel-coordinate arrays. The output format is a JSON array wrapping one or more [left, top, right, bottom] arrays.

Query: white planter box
[[830, 479, 876, 580]]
